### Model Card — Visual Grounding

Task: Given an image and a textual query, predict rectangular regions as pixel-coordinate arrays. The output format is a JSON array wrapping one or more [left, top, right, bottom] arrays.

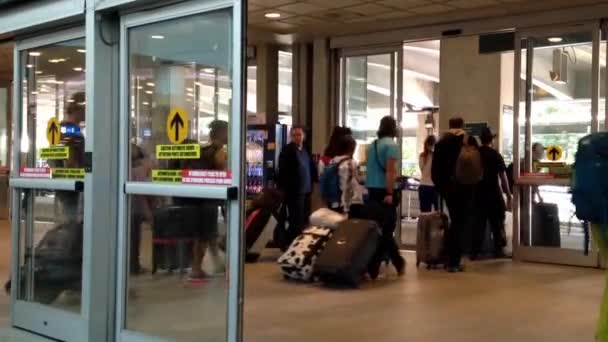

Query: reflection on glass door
[[10, 30, 88, 341], [515, 25, 601, 267], [118, 3, 243, 342], [343, 53, 397, 163]]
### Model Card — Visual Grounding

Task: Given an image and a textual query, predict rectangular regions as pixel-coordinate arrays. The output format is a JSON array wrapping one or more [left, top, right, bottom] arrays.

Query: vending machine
[[246, 124, 288, 199]]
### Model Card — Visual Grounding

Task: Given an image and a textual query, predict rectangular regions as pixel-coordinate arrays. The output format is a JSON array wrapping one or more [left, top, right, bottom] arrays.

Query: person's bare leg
[[190, 239, 208, 278]]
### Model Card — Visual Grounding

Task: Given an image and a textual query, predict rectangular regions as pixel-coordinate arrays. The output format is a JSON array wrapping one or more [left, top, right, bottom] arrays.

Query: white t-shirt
[[419, 153, 434, 186], [331, 155, 365, 212]]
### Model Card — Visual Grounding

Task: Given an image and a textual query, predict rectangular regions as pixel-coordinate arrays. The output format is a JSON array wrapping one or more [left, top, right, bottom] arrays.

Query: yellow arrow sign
[[47, 118, 61, 146], [546, 145, 563, 161], [166, 108, 189, 144]]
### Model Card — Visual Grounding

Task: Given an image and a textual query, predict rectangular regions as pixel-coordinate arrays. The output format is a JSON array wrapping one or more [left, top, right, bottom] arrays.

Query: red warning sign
[[181, 170, 232, 185], [19, 167, 51, 179]]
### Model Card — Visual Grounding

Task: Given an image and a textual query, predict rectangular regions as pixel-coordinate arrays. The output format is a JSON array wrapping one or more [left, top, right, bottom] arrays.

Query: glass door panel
[[10, 29, 88, 341], [514, 25, 600, 267], [343, 53, 396, 162], [118, 2, 243, 342]]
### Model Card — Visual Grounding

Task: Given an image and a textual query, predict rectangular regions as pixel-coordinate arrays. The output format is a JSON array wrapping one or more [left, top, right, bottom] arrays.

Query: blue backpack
[[572, 132, 608, 225], [320, 158, 351, 208]]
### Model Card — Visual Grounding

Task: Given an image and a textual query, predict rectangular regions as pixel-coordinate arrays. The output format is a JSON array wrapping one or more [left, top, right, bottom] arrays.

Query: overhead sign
[[156, 144, 200, 160], [166, 108, 189, 144], [40, 146, 69, 160], [546, 145, 563, 161], [47, 118, 61, 146]]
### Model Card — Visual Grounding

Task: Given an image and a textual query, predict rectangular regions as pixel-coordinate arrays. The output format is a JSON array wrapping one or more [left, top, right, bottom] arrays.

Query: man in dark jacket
[[431, 116, 476, 272], [278, 125, 318, 247]]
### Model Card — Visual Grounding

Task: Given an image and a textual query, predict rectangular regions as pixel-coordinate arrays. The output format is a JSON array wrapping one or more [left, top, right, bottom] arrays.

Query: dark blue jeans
[[418, 185, 439, 213]]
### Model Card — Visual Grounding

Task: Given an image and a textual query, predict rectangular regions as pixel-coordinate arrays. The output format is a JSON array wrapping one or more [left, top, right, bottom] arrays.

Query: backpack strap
[[373, 140, 386, 173]]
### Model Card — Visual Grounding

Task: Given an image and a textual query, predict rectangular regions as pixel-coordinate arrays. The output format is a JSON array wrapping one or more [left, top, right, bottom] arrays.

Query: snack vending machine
[[246, 124, 288, 199]]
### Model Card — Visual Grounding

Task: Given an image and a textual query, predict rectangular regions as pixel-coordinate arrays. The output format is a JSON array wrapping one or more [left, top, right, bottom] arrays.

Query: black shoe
[[368, 261, 381, 280], [394, 257, 406, 276]]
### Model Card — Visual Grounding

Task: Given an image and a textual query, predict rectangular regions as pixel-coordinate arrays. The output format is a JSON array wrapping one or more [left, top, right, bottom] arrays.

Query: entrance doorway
[[513, 22, 607, 267]]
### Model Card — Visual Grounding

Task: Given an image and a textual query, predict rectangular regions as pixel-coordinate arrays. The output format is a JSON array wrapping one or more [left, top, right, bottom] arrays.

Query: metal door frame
[[338, 45, 404, 243], [512, 22, 601, 267], [115, 1, 245, 341], [9, 27, 89, 341]]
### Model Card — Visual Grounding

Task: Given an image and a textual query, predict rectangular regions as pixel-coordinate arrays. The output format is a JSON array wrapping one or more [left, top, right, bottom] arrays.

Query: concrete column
[[439, 36, 508, 142], [256, 44, 279, 124], [291, 42, 312, 127], [312, 38, 331, 154]]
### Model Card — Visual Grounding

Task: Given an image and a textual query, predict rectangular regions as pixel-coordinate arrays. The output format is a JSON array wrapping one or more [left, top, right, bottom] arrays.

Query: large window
[[401, 41, 440, 177], [278, 49, 292, 126]]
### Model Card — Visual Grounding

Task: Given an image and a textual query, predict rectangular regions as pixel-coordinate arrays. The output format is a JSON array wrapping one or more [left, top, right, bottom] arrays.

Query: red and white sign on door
[[181, 170, 232, 185], [19, 167, 51, 179]]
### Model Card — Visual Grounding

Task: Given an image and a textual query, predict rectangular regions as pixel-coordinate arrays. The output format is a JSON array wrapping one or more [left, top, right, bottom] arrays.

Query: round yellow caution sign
[[166, 108, 189, 144], [46, 118, 61, 146], [546, 145, 563, 161]]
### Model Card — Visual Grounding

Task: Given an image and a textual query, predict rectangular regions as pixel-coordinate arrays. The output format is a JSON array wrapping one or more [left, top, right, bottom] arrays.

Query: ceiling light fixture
[[548, 37, 563, 43], [264, 12, 281, 19], [142, 101, 150, 105], [77, 49, 86, 53], [28, 52, 41, 57], [146, 82, 155, 87], [73, 67, 83, 72], [202, 68, 215, 74], [137, 86, 143, 90], [35, 71, 43, 75], [26, 64, 33, 68], [145, 90, 153, 95], [151, 35, 165, 40]]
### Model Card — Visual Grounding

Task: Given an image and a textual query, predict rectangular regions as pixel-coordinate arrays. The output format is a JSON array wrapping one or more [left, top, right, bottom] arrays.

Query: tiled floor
[[0, 219, 605, 341]]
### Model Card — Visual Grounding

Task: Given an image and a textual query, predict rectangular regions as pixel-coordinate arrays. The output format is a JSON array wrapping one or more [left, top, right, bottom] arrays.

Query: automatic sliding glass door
[[116, 1, 245, 341], [10, 28, 88, 341], [513, 23, 601, 267]]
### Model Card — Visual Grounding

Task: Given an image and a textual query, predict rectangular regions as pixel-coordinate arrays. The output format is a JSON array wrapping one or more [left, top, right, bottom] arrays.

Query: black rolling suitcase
[[6, 223, 83, 304], [152, 206, 201, 273], [532, 203, 561, 247], [314, 219, 380, 287]]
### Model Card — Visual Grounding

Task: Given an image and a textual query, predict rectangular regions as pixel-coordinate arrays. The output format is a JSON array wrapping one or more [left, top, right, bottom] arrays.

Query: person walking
[[418, 135, 438, 213], [471, 127, 512, 259], [175, 120, 228, 281], [366, 116, 406, 278], [278, 125, 318, 247], [431, 116, 481, 272]]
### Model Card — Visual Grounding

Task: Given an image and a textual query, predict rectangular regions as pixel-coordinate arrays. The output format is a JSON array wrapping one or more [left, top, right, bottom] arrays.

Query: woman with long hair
[[418, 135, 438, 212], [319, 126, 353, 174]]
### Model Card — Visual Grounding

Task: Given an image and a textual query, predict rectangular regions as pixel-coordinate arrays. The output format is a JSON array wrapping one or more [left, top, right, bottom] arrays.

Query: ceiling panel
[[277, 2, 323, 14], [378, 0, 432, 10], [248, 0, 607, 38], [305, 0, 365, 8], [447, 0, 500, 9], [408, 3, 454, 14], [344, 3, 394, 16]]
